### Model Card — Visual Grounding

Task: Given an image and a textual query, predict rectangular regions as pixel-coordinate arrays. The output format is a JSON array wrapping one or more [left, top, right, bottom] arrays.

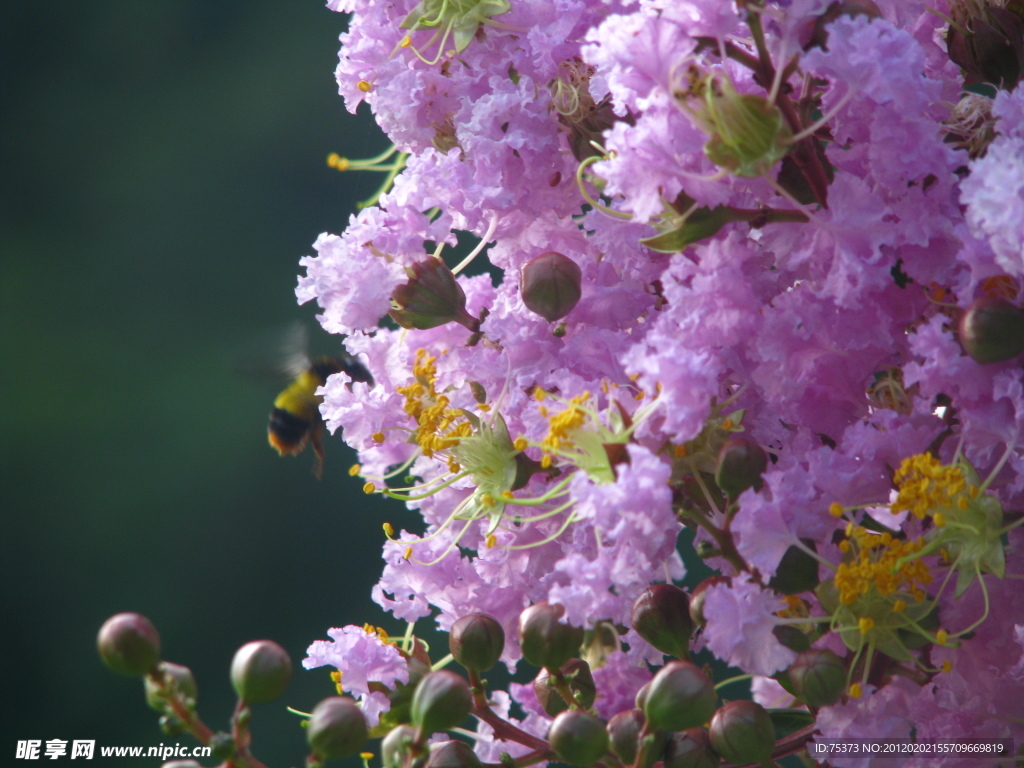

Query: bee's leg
[[309, 426, 326, 480]]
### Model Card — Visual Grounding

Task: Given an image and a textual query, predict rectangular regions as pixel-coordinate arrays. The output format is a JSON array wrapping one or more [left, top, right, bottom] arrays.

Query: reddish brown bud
[[708, 700, 776, 765], [410, 670, 472, 736], [518, 602, 584, 670], [548, 711, 610, 766], [307, 696, 369, 759], [663, 728, 720, 768], [631, 584, 694, 659], [520, 252, 582, 322], [450, 613, 505, 672], [426, 740, 484, 768], [789, 648, 846, 707], [389, 259, 479, 331], [643, 661, 718, 732], [97, 613, 161, 677], [959, 296, 1024, 363]]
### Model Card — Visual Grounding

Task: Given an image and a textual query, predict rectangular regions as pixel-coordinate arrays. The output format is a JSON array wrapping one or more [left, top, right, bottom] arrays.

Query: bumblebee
[[268, 354, 373, 479]]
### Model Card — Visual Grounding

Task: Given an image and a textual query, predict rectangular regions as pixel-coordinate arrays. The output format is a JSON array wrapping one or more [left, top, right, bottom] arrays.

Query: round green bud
[[307, 696, 369, 759], [663, 728, 719, 768], [382, 724, 418, 768], [411, 670, 472, 736], [959, 296, 1024, 364], [425, 740, 484, 768], [606, 709, 644, 764], [789, 648, 846, 708], [450, 614, 505, 672], [634, 681, 650, 711], [209, 732, 236, 761], [631, 584, 694, 659], [230, 640, 292, 704], [548, 711, 610, 766], [145, 661, 197, 712], [520, 251, 583, 322], [517, 602, 584, 670], [533, 658, 596, 716], [610, 712, 667, 768], [97, 613, 161, 677], [715, 437, 768, 499], [708, 700, 776, 765], [158, 714, 185, 737], [643, 661, 718, 732]]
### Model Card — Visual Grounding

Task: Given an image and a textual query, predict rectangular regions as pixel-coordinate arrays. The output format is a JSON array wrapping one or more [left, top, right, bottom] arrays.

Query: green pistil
[[400, 0, 512, 56]]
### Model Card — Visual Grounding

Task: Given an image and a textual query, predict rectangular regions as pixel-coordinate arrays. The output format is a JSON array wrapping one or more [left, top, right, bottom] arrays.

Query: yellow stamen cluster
[[835, 526, 933, 605], [892, 453, 970, 519], [397, 349, 472, 468], [362, 624, 396, 646], [980, 274, 1019, 301], [539, 391, 590, 463]]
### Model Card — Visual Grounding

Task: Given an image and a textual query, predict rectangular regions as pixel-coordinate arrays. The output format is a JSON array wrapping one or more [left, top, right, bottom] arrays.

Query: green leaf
[[640, 206, 733, 252]]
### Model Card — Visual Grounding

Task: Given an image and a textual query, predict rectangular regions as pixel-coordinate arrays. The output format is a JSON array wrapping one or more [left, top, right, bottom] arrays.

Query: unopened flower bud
[[410, 670, 472, 736], [518, 602, 584, 670], [643, 661, 718, 732], [708, 700, 776, 766], [788, 649, 846, 708], [634, 681, 650, 711], [230, 640, 292, 704], [663, 728, 719, 768], [450, 613, 505, 672], [307, 696, 369, 759], [520, 251, 582, 322], [97, 613, 161, 677], [533, 658, 596, 716], [959, 296, 1024, 363], [382, 724, 418, 768], [631, 584, 694, 659], [947, 1, 1024, 90], [715, 437, 768, 498], [158, 714, 185, 737], [606, 709, 644, 764], [209, 733, 236, 761], [606, 709, 665, 767], [426, 740, 484, 768], [145, 662, 197, 712], [548, 711, 610, 766], [389, 259, 479, 331]]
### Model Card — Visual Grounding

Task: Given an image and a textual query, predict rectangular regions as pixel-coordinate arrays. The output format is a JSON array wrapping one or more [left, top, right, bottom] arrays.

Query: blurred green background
[[2, 3, 404, 765]]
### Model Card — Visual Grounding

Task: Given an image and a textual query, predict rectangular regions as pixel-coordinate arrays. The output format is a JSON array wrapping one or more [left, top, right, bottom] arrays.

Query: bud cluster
[[98, 614, 369, 768]]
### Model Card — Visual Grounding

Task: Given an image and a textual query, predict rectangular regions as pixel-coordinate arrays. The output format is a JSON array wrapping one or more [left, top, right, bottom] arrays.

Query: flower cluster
[[295, 0, 1024, 765]]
